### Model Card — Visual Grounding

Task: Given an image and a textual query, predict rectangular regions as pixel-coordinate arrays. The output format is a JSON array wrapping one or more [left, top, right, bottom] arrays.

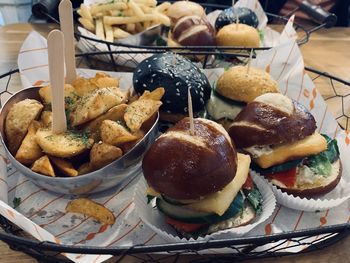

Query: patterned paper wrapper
[[77, 0, 289, 68], [0, 21, 348, 263], [133, 172, 276, 243]]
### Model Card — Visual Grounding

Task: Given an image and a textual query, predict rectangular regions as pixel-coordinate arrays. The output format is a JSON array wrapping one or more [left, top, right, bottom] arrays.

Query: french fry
[[95, 18, 105, 40], [135, 22, 144, 33], [79, 4, 93, 22], [139, 4, 153, 13], [126, 23, 136, 33], [152, 11, 170, 27], [66, 198, 115, 225], [128, 0, 145, 17], [134, 0, 157, 7], [104, 14, 161, 26], [104, 23, 114, 42], [90, 2, 128, 16], [78, 18, 95, 32], [155, 2, 171, 13], [113, 27, 131, 39], [143, 21, 151, 30]]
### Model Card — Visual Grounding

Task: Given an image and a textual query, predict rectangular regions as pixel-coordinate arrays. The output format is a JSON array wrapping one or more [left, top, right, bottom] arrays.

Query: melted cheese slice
[[185, 153, 251, 216], [254, 133, 327, 169]]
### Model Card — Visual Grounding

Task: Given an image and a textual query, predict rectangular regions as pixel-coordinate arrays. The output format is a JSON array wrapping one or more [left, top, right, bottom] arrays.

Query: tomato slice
[[165, 217, 207, 233], [242, 173, 254, 190], [266, 167, 297, 188]]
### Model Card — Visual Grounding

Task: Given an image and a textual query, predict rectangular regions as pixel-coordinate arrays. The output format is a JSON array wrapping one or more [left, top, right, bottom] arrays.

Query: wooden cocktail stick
[[247, 48, 254, 75], [188, 88, 195, 135], [48, 30, 67, 134], [59, 0, 76, 84]]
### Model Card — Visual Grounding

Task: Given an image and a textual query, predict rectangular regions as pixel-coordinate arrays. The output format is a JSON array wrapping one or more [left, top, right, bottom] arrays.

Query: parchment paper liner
[[134, 172, 276, 242]]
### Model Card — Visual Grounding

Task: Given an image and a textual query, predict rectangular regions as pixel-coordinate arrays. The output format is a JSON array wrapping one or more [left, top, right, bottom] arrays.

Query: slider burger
[[206, 66, 279, 129], [142, 118, 263, 238], [228, 93, 341, 198], [166, 1, 206, 25], [216, 23, 260, 48], [133, 53, 211, 123]]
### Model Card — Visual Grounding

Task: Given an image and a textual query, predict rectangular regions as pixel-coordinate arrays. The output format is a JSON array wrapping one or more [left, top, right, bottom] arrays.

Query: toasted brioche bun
[[270, 159, 342, 198], [216, 23, 260, 47], [167, 1, 206, 25], [216, 66, 279, 103], [142, 118, 237, 200]]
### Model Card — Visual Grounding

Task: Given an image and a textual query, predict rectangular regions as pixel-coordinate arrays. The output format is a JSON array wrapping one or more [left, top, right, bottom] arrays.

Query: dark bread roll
[[142, 118, 237, 200], [167, 1, 206, 25], [215, 7, 259, 31], [229, 93, 317, 148], [133, 53, 211, 116], [171, 15, 215, 46], [270, 159, 342, 198]]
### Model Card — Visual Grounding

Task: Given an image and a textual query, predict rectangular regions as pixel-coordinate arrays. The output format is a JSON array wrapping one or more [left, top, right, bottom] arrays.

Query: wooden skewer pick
[[48, 30, 67, 134], [59, 0, 76, 84], [247, 48, 254, 75], [236, 11, 239, 29], [232, 0, 235, 7], [188, 88, 195, 135]]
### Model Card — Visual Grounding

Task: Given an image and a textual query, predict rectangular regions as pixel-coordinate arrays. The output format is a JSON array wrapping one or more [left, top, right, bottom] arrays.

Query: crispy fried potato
[[50, 157, 78, 177], [90, 142, 123, 169], [66, 198, 115, 225], [31, 155, 55, 177], [100, 120, 138, 146], [139, 87, 165, 101], [84, 104, 128, 141], [5, 99, 43, 154], [90, 72, 119, 89], [124, 99, 162, 132], [40, 111, 53, 127], [72, 77, 98, 97], [70, 87, 126, 126], [39, 84, 78, 105], [15, 121, 43, 165], [78, 162, 93, 175], [119, 129, 145, 152], [36, 129, 94, 158]]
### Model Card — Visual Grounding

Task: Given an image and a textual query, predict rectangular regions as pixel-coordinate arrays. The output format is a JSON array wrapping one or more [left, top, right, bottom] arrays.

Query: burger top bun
[[167, 1, 206, 25], [215, 7, 259, 31], [143, 118, 237, 200], [216, 23, 260, 47], [216, 66, 279, 103], [229, 93, 317, 148]]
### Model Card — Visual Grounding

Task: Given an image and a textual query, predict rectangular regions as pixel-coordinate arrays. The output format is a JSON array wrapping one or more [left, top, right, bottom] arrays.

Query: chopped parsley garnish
[[13, 197, 21, 208]]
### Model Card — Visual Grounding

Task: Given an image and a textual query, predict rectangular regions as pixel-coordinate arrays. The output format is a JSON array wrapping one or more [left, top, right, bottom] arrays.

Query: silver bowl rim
[[0, 86, 159, 182]]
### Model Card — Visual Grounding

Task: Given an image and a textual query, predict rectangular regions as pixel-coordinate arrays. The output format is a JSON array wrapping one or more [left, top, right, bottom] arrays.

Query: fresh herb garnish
[[68, 130, 91, 147], [258, 29, 265, 42], [13, 197, 21, 208]]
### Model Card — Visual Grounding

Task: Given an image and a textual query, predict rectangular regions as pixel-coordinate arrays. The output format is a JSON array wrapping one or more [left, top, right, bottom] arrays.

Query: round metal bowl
[[0, 87, 159, 195]]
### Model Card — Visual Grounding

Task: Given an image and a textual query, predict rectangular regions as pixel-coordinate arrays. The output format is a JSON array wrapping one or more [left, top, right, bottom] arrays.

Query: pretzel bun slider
[[142, 118, 263, 238], [229, 93, 341, 198]]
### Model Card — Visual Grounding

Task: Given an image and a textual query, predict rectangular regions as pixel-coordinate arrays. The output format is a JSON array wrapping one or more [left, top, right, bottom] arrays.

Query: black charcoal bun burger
[[215, 7, 259, 31], [206, 66, 279, 130], [133, 53, 211, 123], [143, 118, 263, 238], [229, 93, 342, 198]]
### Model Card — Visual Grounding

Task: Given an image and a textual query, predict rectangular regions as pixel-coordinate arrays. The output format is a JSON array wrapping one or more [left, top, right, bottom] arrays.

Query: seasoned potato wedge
[[66, 198, 115, 225], [84, 104, 128, 141], [100, 120, 138, 146], [15, 121, 43, 165], [124, 99, 162, 132], [139, 87, 165, 101], [39, 84, 78, 105], [78, 162, 93, 175], [31, 155, 55, 177], [70, 87, 127, 126], [90, 142, 123, 169], [72, 77, 98, 97], [5, 99, 43, 154], [50, 157, 78, 177], [36, 129, 94, 158], [72, 73, 119, 97], [90, 73, 119, 89], [40, 111, 53, 127]]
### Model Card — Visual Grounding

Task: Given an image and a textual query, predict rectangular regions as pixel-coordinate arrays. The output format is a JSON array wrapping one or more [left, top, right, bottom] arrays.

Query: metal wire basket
[[0, 59, 350, 262]]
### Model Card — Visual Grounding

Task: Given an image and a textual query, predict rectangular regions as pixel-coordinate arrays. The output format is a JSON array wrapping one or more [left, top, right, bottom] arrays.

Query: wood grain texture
[[0, 23, 349, 262]]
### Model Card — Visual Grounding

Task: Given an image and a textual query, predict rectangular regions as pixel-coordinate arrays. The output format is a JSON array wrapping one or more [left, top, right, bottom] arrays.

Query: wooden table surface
[[0, 23, 349, 263]]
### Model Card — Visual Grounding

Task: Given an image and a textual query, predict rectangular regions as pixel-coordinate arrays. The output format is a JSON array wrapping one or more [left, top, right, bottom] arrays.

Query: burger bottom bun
[[216, 23, 260, 47], [271, 159, 342, 198]]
